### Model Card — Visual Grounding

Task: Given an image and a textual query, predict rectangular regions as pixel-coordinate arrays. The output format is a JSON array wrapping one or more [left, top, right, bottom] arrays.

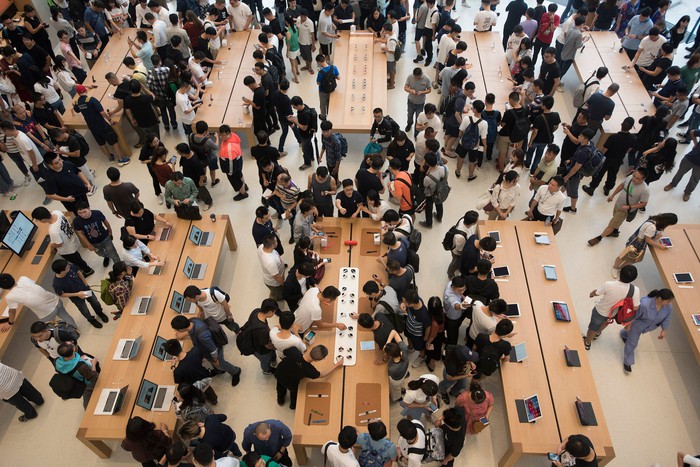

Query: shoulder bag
[[624, 180, 637, 223]]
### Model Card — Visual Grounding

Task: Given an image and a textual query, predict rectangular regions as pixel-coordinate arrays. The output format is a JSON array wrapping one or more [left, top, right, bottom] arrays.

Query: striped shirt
[[277, 181, 300, 210], [1, 133, 19, 153], [0, 362, 24, 400]]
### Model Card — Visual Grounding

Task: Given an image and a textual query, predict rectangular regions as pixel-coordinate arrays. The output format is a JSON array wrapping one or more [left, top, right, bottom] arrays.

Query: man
[[415, 0, 438, 67], [529, 143, 560, 192], [319, 121, 343, 180], [446, 211, 479, 279], [103, 167, 140, 218], [588, 168, 649, 246], [333, 0, 354, 31], [550, 435, 599, 467], [583, 265, 640, 349], [459, 234, 496, 277], [146, 54, 178, 132], [527, 175, 566, 224], [275, 344, 342, 409], [126, 30, 154, 70], [162, 339, 218, 404], [73, 202, 120, 267], [297, 9, 316, 75], [49, 127, 96, 189], [273, 172, 301, 239], [51, 259, 107, 328], [456, 99, 488, 181], [0, 120, 40, 190], [22, 35, 50, 75], [473, 0, 497, 32], [585, 83, 618, 136], [83, 0, 110, 52], [316, 54, 339, 122], [503, 0, 528, 48], [559, 16, 589, 80], [532, 3, 559, 66], [322, 426, 360, 467], [31, 206, 94, 277], [0, 15, 26, 53], [175, 79, 203, 135], [283, 262, 315, 311], [387, 259, 415, 301], [538, 47, 561, 97], [420, 151, 446, 228], [55, 342, 99, 408], [242, 299, 278, 374], [253, 62, 279, 134], [396, 418, 427, 467], [525, 96, 560, 171], [228, 0, 254, 31], [0, 272, 77, 332], [355, 155, 385, 202], [243, 75, 268, 136], [405, 68, 432, 133], [145, 12, 169, 61], [272, 80, 301, 156], [495, 91, 528, 172], [189, 121, 220, 187], [380, 23, 399, 90], [217, 124, 248, 201], [561, 128, 596, 214], [29, 320, 80, 364], [621, 8, 653, 61], [357, 312, 402, 348], [583, 117, 635, 196], [0, 362, 44, 422], [252, 206, 283, 254], [294, 285, 345, 334], [104, 73, 142, 144], [123, 80, 160, 147], [370, 107, 398, 150], [664, 130, 700, 202], [42, 152, 92, 214], [360, 278, 402, 319], [242, 420, 293, 466], [654, 68, 685, 112], [176, 142, 213, 210], [184, 285, 239, 333], [289, 96, 316, 171], [72, 85, 127, 165], [258, 233, 286, 301], [519, 7, 538, 39], [380, 232, 409, 268], [171, 315, 242, 386], [166, 13, 191, 58], [293, 201, 320, 241], [318, 3, 340, 58], [466, 258, 500, 304]]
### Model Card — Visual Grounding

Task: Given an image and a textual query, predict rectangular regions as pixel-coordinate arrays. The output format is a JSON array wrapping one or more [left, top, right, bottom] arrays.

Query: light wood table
[[480, 221, 560, 467], [76, 215, 190, 458], [0, 215, 54, 359], [132, 215, 236, 428], [327, 31, 387, 133], [472, 32, 516, 102], [649, 224, 700, 365], [515, 221, 615, 465], [315, 218, 353, 323]]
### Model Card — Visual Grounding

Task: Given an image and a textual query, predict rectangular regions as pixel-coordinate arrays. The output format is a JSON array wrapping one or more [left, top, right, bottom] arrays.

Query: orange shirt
[[394, 171, 413, 212], [220, 133, 242, 160]]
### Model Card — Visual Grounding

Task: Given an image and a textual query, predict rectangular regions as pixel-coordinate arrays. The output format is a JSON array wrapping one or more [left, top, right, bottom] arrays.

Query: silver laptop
[[136, 379, 175, 412], [148, 262, 165, 275], [183, 256, 207, 280], [113, 336, 142, 360], [93, 385, 129, 415], [130, 293, 154, 315], [157, 226, 172, 241], [170, 291, 197, 314], [189, 225, 214, 246]]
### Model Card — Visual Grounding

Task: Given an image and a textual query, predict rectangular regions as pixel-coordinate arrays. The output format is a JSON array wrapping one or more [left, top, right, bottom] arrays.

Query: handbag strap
[[540, 113, 552, 142], [625, 179, 633, 210]]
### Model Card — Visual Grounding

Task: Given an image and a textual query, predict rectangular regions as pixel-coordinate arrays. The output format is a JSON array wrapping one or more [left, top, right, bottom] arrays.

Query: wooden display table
[[472, 32, 516, 102], [480, 221, 560, 467], [649, 224, 700, 365]]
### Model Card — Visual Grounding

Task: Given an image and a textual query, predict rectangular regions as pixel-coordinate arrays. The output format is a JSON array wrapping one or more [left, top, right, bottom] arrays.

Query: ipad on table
[[505, 303, 521, 317], [673, 273, 694, 284], [493, 266, 510, 278]]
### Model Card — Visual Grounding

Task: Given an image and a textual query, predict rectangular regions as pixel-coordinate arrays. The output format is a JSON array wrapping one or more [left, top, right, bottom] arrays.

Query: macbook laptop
[[152, 335, 175, 361], [113, 336, 142, 360], [170, 291, 197, 315], [552, 301, 571, 322], [157, 226, 172, 241], [148, 262, 164, 275], [509, 342, 527, 362], [131, 293, 154, 315], [189, 225, 214, 246], [183, 256, 207, 280], [93, 385, 128, 415], [136, 379, 175, 412]]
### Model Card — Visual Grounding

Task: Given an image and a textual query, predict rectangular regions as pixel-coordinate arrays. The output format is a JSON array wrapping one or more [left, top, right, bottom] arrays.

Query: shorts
[[587, 307, 607, 332], [207, 154, 219, 171], [566, 173, 581, 199], [387, 61, 396, 73], [455, 143, 468, 159], [407, 332, 426, 351], [606, 206, 628, 231], [468, 149, 483, 163], [287, 47, 300, 60], [414, 28, 422, 42], [90, 125, 118, 146], [435, 62, 445, 72], [299, 44, 312, 62], [444, 124, 459, 137]]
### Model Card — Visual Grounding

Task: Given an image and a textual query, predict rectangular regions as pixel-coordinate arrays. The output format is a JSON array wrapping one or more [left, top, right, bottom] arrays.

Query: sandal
[[309, 69, 314, 74], [293, 77, 299, 83], [583, 336, 591, 350]]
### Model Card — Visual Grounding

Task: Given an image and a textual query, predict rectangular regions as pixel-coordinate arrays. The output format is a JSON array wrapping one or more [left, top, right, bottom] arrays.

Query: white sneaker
[[157, 194, 164, 205], [23, 174, 31, 186], [202, 204, 211, 211], [611, 267, 620, 279], [2, 191, 16, 198]]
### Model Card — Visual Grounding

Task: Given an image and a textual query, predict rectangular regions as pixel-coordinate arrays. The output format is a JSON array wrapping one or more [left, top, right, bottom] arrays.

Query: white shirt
[[122, 240, 151, 269], [14, 131, 41, 165], [257, 245, 284, 287], [294, 287, 322, 332], [4, 276, 60, 318], [135, 4, 149, 26], [34, 78, 61, 104], [683, 455, 700, 467], [416, 112, 441, 133], [34, 336, 62, 359], [197, 288, 228, 322], [469, 301, 498, 339], [636, 36, 667, 68], [269, 326, 307, 360], [458, 115, 488, 151], [152, 7, 170, 22], [402, 373, 439, 404], [594, 280, 641, 315], [56, 70, 76, 92], [298, 17, 315, 45], [490, 182, 521, 209], [473, 10, 497, 32], [215, 457, 240, 467], [188, 57, 206, 82], [368, 200, 390, 221], [318, 12, 335, 45], [451, 217, 476, 255], [436, 34, 456, 64], [555, 16, 576, 45], [151, 19, 168, 48], [49, 211, 80, 255], [0, 363, 24, 400], [227, 2, 252, 30], [533, 185, 566, 216], [427, 6, 440, 29], [203, 20, 222, 49], [321, 442, 360, 467], [175, 91, 195, 124], [397, 419, 427, 467]]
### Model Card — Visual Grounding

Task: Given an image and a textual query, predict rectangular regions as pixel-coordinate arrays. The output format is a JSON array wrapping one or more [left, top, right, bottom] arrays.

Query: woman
[[140, 135, 167, 201], [174, 383, 214, 423], [356, 420, 397, 466], [106, 261, 133, 320], [121, 416, 172, 467], [400, 374, 439, 421], [384, 341, 409, 402], [284, 17, 300, 83], [362, 189, 390, 221], [614, 0, 639, 40], [499, 148, 526, 182], [434, 408, 466, 467], [639, 42, 674, 91], [421, 296, 445, 372], [293, 235, 319, 269], [510, 38, 533, 74], [367, 8, 386, 37], [150, 146, 176, 203], [640, 137, 677, 185], [121, 234, 165, 276], [48, 6, 76, 50], [486, 170, 520, 220], [183, 10, 203, 50], [620, 289, 674, 372], [592, 0, 618, 31], [23, 5, 55, 59], [106, 0, 129, 33], [680, 54, 700, 92], [614, 212, 678, 270], [649, 0, 669, 25], [455, 381, 494, 435], [32, 68, 65, 114], [669, 15, 690, 50], [53, 56, 78, 97]]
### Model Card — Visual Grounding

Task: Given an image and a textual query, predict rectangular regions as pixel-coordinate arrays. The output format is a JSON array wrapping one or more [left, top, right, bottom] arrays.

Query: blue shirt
[[443, 282, 464, 320], [316, 65, 339, 91], [53, 264, 89, 295], [387, 236, 409, 267], [241, 419, 292, 456], [631, 295, 672, 332], [83, 8, 109, 37], [73, 210, 110, 244], [621, 15, 652, 50]]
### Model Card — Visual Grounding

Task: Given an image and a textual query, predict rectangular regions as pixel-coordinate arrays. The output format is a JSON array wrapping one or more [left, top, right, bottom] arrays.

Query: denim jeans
[[525, 143, 548, 171], [438, 367, 468, 395], [216, 347, 241, 378], [407, 101, 424, 127], [50, 100, 66, 115], [0, 159, 14, 194], [43, 300, 77, 328], [157, 101, 178, 129], [254, 350, 276, 373], [69, 294, 103, 321], [278, 117, 301, 152], [92, 237, 121, 265]]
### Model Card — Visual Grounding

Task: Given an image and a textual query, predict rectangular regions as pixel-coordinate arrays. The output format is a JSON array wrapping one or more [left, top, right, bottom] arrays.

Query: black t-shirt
[[474, 333, 512, 359], [335, 190, 363, 217], [532, 112, 561, 144], [387, 140, 416, 171], [44, 160, 87, 197], [603, 131, 635, 163], [586, 93, 615, 122], [33, 103, 61, 129], [123, 94, 158, 127], [113, 81, 130, 100], [594, 3, 618, 30], [248, 310, 273, 354], [124, 209, 156, 236], [250, 144, 280, 169], [139, 141, 165, 162], [459, 235, 480, 275], [642, 56, 672, 88], [443, 345, 478, 376], [388, 267, 414, 301], [354, 168, 383, 201], [297, 106, 313, 138], [26, 44, 48, 68], [442, 412, 467, 458], [561, 122, 587, 161], [372, 313, 395, 347], [271, 90, 293, 119], [465, 276, 499, 304], [194, 36, 212, 59], [260, 72, 275, 95], [498, 107, 527, 137], [252, 86, 266, 112], [202, 414, 235, 459], [59, 134, 87, 167], [568, 434, 598, 466], [180, 155, 205, 182], [538, 61, 560, 95], [275, 346, 320, 388], [173, 346, 210, 384]]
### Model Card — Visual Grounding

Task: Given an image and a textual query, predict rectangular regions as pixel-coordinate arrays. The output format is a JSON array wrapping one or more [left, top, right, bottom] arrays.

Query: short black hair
[[478, 236, 497, 252], [106, 166, 121, 181], [183, 285, 201, 299], [51, 258, 69, 274], [619, 265, 638, 283], [192, 443, 214, 465], [171, 315, 191, 331], [31, 206, 51, 221], [338, 426, 358, 449]]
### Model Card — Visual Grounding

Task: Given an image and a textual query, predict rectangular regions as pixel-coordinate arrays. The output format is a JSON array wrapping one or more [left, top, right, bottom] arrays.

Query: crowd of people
[[0, 0, 698, 465]]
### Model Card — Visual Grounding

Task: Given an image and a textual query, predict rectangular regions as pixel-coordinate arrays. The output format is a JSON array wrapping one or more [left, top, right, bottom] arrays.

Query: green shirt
[[681, 65, 700, 90], [241, 455, 281, 467], [286, 27, 299, 52], [164, 177, 199, 206]]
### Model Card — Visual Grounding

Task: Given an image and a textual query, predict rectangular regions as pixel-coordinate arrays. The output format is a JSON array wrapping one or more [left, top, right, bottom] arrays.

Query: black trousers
[[589, 159, 623, 192], [3, 378, 44, 419], [62, 251, 92, 273], [424, 196, 443, 226], [532, 38, 550, 66], [276, 381, 299, 407], [445, 315, 467, 346], [147, 165, 162, 196]]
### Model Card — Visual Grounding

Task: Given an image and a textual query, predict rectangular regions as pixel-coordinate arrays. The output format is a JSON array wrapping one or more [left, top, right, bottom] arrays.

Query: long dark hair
[[657, 137, 677, 173], [427, 296, 445, 325], [648, 213, 678, 230], [125, 416, 162, 451], [648, 288, 674, 300], [177, 383, 206, 409], [406, 377, 438, 396], [470, 381, 486, 403], [108, 261, 129, 283]]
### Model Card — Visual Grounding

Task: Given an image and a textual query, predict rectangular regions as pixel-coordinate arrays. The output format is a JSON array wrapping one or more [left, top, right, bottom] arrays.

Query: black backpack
[[194, 317, 229, 348], [209, 286, 231, 303], [442, 221, 467, 251], [69, 131, 90, 158], [265, 48, 287, 75], [384, 115, 401, 138], [508, 108, 530, 143], [407, 249, 420, 273], [49, 360, 87, 400], [395, 216, 422, 252], [319, 66, 338, 93], [235, 312, 268, 356], [395, 176, 426, 213]]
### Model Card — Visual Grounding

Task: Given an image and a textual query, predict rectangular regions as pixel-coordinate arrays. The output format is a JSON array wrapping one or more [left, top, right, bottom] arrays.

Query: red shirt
[[536, 13, 560, 44], [220, 133, 242, 160]]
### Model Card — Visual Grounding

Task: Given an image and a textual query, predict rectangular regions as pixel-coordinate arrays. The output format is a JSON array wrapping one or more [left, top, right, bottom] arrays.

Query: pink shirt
[[60, 42, 82, 70]]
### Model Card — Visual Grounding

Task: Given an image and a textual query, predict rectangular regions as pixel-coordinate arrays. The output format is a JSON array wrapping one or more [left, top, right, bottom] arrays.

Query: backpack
[[384, 115, 401, 138], [607, 284, 637, 325], [189, 133, 212, 166], [265, 63, 281, 87], [100, 279, 115, 306], [390, 37, 402, 61], [364, 141, 383, 155], [49, 360, 87, 400], [265, 48, 286, 75], [319, 66, 338, 93], [573, 73, 599, 109], [481, 109, 500, 144], [302, 107, 319, 134], [408, 423, 445, 463], [194, 317, 229, 348], [407, 249, 420, 273], [395, 215, 422, 252], [441, 93, 458, 117], [45, 321, 80, 344], [69, 130, 90, 157], [358, 447, 384, 467], [334, 133, 348, 156], [508, 108, 530, 143], [442, 220, 467, 251], [460, 117, 482, 150], [476, 346, 501, 377], [378, 299, 406, 334], [395, 176, 426, 213], [235, 315, 267, 356], [209, 286, 230, 303], [427, 166, 451, 203], [579, 146, 605, 177]]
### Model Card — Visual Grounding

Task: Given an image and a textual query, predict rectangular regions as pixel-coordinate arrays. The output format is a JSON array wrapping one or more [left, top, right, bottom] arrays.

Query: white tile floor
[[1, 1, 699, 466]]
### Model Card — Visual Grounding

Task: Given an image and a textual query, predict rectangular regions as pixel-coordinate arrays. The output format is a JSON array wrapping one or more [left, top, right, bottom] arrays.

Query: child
[[384, 341, 409, 402], [51, 259, 108, 328], [335, 179, 363, 218]]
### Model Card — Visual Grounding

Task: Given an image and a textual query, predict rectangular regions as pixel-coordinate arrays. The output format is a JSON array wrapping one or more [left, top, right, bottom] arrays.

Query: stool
[[687, 7, 700, 43]]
